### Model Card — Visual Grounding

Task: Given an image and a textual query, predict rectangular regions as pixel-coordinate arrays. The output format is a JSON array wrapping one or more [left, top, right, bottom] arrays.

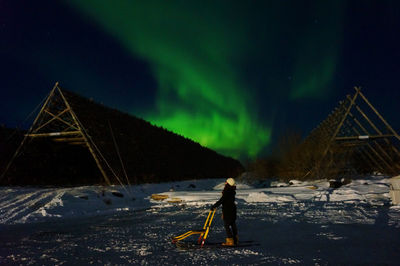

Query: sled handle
[[201, 209, 216, 247]]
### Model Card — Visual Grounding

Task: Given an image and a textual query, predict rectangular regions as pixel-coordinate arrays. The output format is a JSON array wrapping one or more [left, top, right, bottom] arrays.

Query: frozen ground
[[1, 176, 400, 265]]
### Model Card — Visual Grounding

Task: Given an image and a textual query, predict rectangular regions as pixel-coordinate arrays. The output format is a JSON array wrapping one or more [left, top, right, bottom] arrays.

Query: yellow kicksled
[[172, 209, 216, 247]]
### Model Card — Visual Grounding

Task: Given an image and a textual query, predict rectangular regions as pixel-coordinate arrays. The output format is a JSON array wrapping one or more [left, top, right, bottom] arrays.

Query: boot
[[234, 235, 238, 245], [222, 237, 234, 246]]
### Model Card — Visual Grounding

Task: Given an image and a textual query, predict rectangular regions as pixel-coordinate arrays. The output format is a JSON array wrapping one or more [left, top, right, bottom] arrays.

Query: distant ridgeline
[[0, 83, 244, 186]]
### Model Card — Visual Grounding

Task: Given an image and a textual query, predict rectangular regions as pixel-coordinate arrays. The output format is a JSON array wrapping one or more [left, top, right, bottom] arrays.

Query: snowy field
[[1, 176, 400, 265]]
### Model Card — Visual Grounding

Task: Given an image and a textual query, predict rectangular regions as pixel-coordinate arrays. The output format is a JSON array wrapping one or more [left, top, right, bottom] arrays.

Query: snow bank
[[0, 176, 394, 225], [0, 179, 222, 224]]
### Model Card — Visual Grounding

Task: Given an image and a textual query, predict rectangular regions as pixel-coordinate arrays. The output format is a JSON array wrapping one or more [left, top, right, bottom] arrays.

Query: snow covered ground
[[1, 176, 400, 265]]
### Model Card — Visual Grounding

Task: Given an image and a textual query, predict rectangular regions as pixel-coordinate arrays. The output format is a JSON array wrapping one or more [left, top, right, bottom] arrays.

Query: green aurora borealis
[[67, 0, 343, 159]]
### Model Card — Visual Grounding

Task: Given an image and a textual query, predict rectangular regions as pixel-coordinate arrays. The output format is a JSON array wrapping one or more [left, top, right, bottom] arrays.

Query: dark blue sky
[[1, 0, 399, 159]]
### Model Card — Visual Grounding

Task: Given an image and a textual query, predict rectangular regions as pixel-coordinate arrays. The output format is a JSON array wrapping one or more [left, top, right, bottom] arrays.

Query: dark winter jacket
[[212, 184, 237, 223]]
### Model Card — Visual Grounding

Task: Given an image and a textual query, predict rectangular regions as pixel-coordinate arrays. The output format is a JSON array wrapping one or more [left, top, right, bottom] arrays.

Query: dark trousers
[[224, 220, 237, 238]]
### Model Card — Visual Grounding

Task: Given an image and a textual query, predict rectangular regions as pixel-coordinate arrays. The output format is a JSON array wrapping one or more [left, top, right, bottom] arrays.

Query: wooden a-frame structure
[[2, 82, 113, 185], [297, 87, 400, 179], [1, 82, 244, 186]]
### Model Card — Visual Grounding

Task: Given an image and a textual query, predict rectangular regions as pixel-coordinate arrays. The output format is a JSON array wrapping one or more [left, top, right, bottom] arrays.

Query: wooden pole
[[56, 85, 112, 185], [33, 108, 75, 133], [315, 89, 359, 177], [43, 109, 78, 130], [32, 83, 59, 130], [344, 119, 387, 173], [348, 113, 400, 169], [347, 113, 397, 173], [358, 89, 400, 141], [347, 95, 400, 159], [360, 147, 386, 174], [1, 82, 58, 180]]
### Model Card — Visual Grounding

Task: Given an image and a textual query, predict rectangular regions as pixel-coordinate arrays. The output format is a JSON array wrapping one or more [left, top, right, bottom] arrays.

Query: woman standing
[[211, 178, 238, 246]]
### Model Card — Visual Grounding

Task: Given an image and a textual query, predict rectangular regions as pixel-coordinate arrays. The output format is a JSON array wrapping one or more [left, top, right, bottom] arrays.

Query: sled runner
[[172, 209, 216, 247], [175, 240, 258, 250]]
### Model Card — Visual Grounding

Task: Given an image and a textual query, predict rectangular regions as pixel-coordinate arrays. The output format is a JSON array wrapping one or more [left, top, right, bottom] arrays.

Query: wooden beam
[[352, 102, 382, 135], [338, 142, 366, 147], [347, 123, 388, 174], [44, 109, 78, 130], [316, 89, 359, 173], [347, 113, 398, 173], [335, 134, 395, 141], [364, 141, 396, 173], [358, 89, 400, 141], [350, 110, 400, 159], [56, 85, 112, 186], [359, 147, 386, 174], [33, 108, 73, 133], [345, 119, 400, 171], [32, 83, 59, 131], [26, 131, 82, 138], [68, 142, 87, 145], [52, 137, 85, 142], [1, 82, 58, 180]]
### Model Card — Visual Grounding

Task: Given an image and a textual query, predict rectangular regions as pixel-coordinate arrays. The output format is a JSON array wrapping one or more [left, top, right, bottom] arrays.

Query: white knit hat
[[226, 178, 235, 186]]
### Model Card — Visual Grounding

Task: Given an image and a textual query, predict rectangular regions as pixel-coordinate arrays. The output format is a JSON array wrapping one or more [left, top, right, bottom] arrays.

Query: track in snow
[[1, 201, 400, 265]]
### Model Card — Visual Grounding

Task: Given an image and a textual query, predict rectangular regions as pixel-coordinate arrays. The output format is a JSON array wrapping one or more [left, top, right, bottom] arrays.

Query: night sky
[[1, 1, 400, 161]]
